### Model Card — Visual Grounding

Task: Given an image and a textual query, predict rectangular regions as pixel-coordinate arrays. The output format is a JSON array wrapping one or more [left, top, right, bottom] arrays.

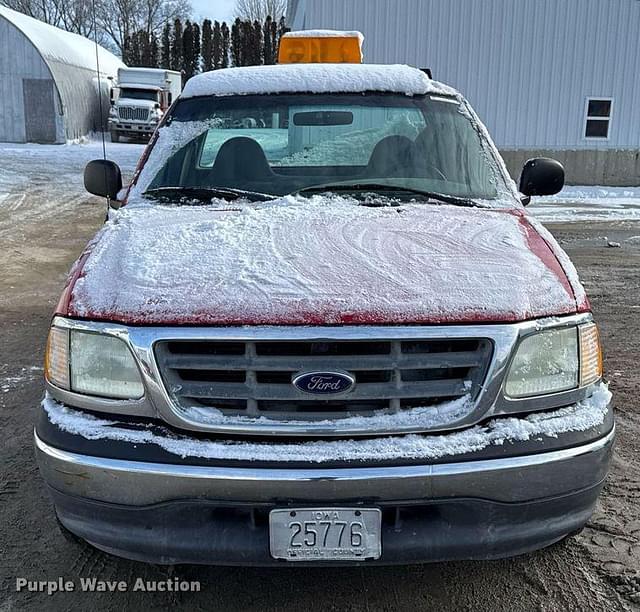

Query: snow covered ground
[[0, 140, 144, 210], [529, 186, 640, 222]]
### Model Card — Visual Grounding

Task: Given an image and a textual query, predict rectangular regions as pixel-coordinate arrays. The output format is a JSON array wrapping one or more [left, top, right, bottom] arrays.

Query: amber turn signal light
[[579, 322, 603, 386]]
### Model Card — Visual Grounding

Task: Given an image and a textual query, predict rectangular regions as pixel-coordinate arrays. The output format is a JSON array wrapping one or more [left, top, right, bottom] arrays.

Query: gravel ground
[[0, 142, 638, 611]]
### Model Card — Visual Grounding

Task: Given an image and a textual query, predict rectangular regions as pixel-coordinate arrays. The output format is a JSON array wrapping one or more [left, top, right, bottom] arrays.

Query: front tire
[[110, 131, 120, 143]]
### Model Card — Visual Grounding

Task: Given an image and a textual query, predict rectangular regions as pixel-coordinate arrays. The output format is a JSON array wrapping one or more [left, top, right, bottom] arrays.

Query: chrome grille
[[155, 338, 493, 421], [117, 106, 149, 121]]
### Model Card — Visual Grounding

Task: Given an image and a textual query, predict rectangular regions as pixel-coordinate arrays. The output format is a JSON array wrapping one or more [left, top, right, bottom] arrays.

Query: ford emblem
[[292, 371, 356, 395]]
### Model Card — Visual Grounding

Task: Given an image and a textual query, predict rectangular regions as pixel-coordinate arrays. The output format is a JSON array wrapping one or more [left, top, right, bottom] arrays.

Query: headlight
[[108, 107, 118, 118], [45, 327, 144, 399], [505, 323, 602, 398]]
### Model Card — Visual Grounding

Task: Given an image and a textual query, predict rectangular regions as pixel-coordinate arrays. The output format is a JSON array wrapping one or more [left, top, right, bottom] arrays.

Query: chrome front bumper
[[35, 426, 614, 507], [109, 121, 155, 133]]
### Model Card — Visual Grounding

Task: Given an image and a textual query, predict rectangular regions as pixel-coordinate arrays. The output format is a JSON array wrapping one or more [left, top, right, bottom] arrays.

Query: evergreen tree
[[221, 22, 230, 68], [130, 32, 143, 65], [250, 20, 263, 65], [135, 31, 144, 66], [192, 22, 201, 73], [150, 33, 160, 68], [276, 15, 289, 57], [212, 21, 222, 69], [231, 18, 242, 67], [122, 34, 134, 65], [201, 19, 213, 72], [241, 20, 254, 65], [139, 31, 154, 67], [170, 18, 183, 72], [263, 16, 276, 64], [182, 21, 201, 79], [161, 22, 171, 69], [183, 21, 194, 78]]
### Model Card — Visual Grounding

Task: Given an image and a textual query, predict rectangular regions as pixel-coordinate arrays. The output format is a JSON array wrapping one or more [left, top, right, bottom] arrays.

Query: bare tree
[[1, 0, 62, 24], [96, 0, 191, 54], [1, 0, 191, 54], [234, 0, 285, 22], [1, 0, 113, 45]]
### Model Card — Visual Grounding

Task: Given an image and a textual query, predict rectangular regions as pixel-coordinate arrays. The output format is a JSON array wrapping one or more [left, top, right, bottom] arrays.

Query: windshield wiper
[[297, 183, 486, 208], [144, 186, 275, 203]]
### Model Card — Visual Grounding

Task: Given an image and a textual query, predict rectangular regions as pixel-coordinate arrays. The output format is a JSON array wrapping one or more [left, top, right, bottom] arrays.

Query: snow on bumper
[[41, 384, 611, 464], [36, 385, 614, 508]]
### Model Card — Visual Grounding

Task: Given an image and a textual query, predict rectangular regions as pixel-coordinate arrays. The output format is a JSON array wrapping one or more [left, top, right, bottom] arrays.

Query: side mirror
[[84, 160, 122, 200], [519, 158, 565, 198]]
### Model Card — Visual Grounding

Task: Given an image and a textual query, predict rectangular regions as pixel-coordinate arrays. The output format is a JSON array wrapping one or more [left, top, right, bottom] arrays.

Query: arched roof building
[[0, 5, 124, 143]]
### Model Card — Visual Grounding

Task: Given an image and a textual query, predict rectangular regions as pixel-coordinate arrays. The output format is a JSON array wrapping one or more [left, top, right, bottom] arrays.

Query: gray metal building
[[0, 5, 123, 144], [287, 0, 640, 185]]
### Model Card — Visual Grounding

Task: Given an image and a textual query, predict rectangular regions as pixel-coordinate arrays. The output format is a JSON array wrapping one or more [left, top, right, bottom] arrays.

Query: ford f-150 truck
[[36, 31, 613, 565]]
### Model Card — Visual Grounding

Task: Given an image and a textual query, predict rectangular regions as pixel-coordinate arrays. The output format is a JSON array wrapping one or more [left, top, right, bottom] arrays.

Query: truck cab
[[36, 31, 613, 566], [108, 67, 182, 142]]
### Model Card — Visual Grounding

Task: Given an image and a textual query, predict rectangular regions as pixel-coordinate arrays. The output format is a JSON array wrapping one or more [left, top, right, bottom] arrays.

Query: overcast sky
[[190, 0, 237, 23]]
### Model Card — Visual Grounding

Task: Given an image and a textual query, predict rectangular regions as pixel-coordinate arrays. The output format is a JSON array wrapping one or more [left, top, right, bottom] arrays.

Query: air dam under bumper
[[35, 426, 614, 565]]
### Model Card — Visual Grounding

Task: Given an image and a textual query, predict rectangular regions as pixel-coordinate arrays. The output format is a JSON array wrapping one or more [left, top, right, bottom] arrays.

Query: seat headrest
[[366, 135, 415, 177], [211, 137, 273, 182]]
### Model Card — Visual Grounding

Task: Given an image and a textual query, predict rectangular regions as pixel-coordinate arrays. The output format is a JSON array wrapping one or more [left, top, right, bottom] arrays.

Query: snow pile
[[41, 383, 612, 463], [181, 63, 456, 99], [1, 366, 41, 394], [529, 186, 640, 222], [283, 30, 365, 43], [540, 185, 640, 202], [181, 393, 472, 431], [69, 197, 578, 325]]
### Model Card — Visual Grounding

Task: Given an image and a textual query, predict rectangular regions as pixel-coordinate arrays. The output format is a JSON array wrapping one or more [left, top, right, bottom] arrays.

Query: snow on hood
[[181, 63, 456, 99], [41, 383, 612, 463], [65, 196, 581, 325]]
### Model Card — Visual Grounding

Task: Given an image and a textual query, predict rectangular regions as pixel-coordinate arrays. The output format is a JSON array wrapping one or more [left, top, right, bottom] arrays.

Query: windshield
[[120, 88, 159, 101], [141, 93, 509, 201]]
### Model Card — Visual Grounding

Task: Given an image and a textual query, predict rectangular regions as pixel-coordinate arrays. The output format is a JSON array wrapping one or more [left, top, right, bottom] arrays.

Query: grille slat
[[155, 338, 493, 426], [161, 351, 484, 371], [176, 379, 469, 401]]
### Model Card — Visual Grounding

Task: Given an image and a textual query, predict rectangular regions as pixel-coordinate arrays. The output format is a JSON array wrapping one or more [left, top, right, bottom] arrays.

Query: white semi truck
[[108, 67, 182, 142]]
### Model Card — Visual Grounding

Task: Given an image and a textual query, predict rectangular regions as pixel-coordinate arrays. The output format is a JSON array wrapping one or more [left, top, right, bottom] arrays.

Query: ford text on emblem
[[292, 371, 356, 395]]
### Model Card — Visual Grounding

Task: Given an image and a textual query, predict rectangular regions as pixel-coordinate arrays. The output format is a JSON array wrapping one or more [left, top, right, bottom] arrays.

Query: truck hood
[[116, 98, 157, 108], [63, 197, 587, 325]]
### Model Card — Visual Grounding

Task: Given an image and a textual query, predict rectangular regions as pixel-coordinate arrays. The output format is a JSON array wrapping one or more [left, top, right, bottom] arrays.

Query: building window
[[584, 98, 612, 139]]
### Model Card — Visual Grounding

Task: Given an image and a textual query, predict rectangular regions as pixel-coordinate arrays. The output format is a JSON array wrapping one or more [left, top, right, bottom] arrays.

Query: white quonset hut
[[287, 0, 640, 185], [0, 6, 124, 143]]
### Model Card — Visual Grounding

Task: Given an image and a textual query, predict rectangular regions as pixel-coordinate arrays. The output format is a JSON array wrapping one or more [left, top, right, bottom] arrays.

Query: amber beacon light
[[278, 30, 364, 64]]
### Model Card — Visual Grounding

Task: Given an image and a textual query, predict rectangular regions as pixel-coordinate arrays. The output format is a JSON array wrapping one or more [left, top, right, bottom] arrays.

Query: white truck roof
[[117, 67, 181, 89], [180, 63, 457, 99]]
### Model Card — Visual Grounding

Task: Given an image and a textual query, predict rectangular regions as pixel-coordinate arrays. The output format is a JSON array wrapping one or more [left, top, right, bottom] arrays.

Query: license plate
[[269, 508, 381, 562]]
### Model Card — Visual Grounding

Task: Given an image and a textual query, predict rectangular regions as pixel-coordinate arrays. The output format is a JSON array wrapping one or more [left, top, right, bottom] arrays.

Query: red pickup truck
[[36, 32, 613, 565]]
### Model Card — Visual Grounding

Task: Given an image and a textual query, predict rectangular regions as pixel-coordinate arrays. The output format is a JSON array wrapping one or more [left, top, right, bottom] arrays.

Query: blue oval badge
[[292, 371, 355, 395]]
